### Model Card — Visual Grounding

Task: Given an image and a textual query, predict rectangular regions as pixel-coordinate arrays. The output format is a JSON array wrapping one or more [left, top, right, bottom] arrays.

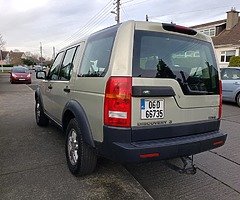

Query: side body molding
[[62, 100, 95, 148]]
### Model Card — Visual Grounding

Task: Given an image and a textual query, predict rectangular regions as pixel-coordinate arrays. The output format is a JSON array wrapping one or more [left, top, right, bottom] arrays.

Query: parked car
[[34, 65, 43, 72], [10, 66, 31, 84], [221, 67, 240, 107], [35, 21, 227, 176]]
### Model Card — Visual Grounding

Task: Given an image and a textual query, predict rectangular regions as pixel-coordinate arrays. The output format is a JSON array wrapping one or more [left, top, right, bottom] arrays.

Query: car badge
[[143, 90, 150, 95]]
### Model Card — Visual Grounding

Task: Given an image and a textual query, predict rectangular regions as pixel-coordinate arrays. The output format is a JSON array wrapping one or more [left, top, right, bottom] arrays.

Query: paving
[[0, 72, 240, 200], [0, 73, 152, 200], [126, 97, 240, 200]]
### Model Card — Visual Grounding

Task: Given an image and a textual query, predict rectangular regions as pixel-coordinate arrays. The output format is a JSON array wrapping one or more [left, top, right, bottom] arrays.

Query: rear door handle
[[48, 85, 53, 89], [63, 87, 70, 93]]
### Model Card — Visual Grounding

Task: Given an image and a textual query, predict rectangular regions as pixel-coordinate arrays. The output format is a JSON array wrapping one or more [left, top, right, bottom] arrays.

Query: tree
[[22, 58, 35, 66], [0, 34, 6, 71], [229, 56, 240, 67], [0, 34, 6, 49]]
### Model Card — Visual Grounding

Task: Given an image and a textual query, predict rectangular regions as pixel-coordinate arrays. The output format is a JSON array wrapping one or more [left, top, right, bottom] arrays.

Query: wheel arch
[[35, 87, 44, 108], [62, 100, 95, 148], [235, 90, 240, 103]]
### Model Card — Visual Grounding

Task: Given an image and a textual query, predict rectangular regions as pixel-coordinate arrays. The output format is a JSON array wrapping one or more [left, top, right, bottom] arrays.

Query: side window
[[59, 47, 77, 81], [79, 29, 116, 77], [222, 69, 240, 80], [48, 52, 64, 80]]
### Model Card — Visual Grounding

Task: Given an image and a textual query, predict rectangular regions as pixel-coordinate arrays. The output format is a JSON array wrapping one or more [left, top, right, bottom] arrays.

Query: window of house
[[59, 47, 77, 81], [48, 52, 65, 80], [220, 50, 236, 62], [199, 28, 215, 37], [78, 27, 117, 77]]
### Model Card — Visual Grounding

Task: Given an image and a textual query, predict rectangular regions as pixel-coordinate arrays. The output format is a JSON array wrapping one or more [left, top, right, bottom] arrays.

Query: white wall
[[215, 46, 240, 68]]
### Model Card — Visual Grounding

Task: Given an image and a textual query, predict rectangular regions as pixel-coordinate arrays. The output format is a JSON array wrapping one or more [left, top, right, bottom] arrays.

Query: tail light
[[27, 73, 31, 78], [218, 80, 222, 119], [104, 77, 132, 127]]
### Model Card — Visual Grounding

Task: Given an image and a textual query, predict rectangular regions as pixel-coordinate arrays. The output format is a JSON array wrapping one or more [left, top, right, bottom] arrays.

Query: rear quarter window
[[78, 26, 118, 77]]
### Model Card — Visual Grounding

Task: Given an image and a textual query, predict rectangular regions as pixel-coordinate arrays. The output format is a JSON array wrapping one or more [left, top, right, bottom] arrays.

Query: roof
[[8, 51, 26, 65], [190, 15, 240, 46], [212, 20, 240, 46], [191, 19, 227, 29], [0, 50, 9, 59]]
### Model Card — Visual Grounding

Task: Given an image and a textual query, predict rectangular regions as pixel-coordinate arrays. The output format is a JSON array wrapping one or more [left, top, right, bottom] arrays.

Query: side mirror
[[36, 71, 46, 79]]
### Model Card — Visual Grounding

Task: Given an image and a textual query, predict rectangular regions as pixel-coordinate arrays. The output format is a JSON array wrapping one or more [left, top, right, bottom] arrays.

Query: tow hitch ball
[[165, 156, 197, 175]]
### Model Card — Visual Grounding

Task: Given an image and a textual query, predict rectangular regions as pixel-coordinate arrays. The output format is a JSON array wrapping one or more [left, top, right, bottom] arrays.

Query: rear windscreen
[[132, 31, 219, 95]]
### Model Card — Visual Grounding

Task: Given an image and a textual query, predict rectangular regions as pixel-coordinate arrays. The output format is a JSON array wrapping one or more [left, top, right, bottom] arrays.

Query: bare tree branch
[[0, 34, 6, 49]]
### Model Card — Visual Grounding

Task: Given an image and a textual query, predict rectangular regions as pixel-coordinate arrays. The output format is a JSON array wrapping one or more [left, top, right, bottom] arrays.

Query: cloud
[[1, 0, 240, 57]]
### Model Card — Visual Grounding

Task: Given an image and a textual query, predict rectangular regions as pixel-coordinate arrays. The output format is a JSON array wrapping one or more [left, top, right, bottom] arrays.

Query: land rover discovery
[[35, 21, 227, 176]]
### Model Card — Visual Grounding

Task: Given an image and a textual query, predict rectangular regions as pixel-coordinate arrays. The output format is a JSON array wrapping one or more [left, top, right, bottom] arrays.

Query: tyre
[[35, 99, 49, 126], [236, 93, 240, 107], [65, 118, 97, 176]]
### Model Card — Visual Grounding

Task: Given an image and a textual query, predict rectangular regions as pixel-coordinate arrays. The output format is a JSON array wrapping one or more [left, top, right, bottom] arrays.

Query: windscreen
[[12, 67, 29, 73], [132, 31, 219, 95]]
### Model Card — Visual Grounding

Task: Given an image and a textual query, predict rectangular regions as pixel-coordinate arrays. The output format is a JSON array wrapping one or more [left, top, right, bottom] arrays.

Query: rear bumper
[[99, 124, 227, 163]]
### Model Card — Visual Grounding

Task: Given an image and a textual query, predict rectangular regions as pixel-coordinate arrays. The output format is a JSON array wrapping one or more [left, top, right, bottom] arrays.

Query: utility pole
[[111, 0, 120, 24], [40, 42, 43, 66], [0, 50, 3, 72], [52, 46, 56, 59], [116, 0, 120, 24], [146, 15, 149, 21]]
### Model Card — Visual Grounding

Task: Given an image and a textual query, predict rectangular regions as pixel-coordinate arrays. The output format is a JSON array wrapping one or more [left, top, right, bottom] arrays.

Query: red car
[[10, 66, 31, 84]]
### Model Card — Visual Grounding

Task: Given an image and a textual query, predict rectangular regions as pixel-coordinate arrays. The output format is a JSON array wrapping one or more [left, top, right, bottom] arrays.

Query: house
[[8, 51, 27, 65], [0, 50, 27, 66], [0, 50, 9, 65], [191, 8, 240, 68]]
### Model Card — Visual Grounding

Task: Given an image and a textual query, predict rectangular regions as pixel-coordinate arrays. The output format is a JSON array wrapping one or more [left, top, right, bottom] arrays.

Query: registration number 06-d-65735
[[141, 99, 164, 120]]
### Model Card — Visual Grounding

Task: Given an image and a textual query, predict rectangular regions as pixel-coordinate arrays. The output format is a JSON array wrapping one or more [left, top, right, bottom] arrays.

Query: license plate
[[141, 99, 164, 119], [19, 79, 25, 81]]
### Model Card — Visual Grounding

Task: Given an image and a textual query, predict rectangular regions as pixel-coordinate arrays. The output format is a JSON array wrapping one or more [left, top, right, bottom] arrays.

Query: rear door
[[131, 30, 220, 128]]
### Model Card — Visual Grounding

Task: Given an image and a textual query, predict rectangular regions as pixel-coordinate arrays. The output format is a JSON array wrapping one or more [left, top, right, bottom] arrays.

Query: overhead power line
[[56, 0, 114, 48], [149, 4, 240, 19]]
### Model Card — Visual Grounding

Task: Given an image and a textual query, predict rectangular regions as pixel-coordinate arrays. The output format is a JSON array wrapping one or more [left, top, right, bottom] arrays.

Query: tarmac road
[[0, 72, 240, 200]]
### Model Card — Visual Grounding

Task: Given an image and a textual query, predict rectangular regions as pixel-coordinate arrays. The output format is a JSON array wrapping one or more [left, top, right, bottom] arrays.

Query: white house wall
[[215, 46, 240, 68]]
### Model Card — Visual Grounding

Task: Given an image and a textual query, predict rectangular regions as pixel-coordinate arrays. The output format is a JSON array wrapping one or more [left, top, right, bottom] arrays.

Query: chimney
[[226, 7, 239, 30]]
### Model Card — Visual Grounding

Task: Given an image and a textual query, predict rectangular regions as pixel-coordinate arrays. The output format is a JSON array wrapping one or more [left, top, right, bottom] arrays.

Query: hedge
[[1, 64, 13, 68], [229, 56, 240, 67]]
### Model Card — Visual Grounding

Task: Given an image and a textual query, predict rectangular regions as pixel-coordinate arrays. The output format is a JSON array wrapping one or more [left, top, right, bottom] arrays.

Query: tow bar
[[165, 156, 197, 175]]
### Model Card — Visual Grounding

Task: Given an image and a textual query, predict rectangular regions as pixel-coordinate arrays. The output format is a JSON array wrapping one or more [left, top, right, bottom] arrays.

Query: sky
[[0, 0, 240, 59]]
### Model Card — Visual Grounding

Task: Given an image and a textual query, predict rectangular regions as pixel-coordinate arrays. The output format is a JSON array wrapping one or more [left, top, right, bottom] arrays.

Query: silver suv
[[35, 21, 227, 176]]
